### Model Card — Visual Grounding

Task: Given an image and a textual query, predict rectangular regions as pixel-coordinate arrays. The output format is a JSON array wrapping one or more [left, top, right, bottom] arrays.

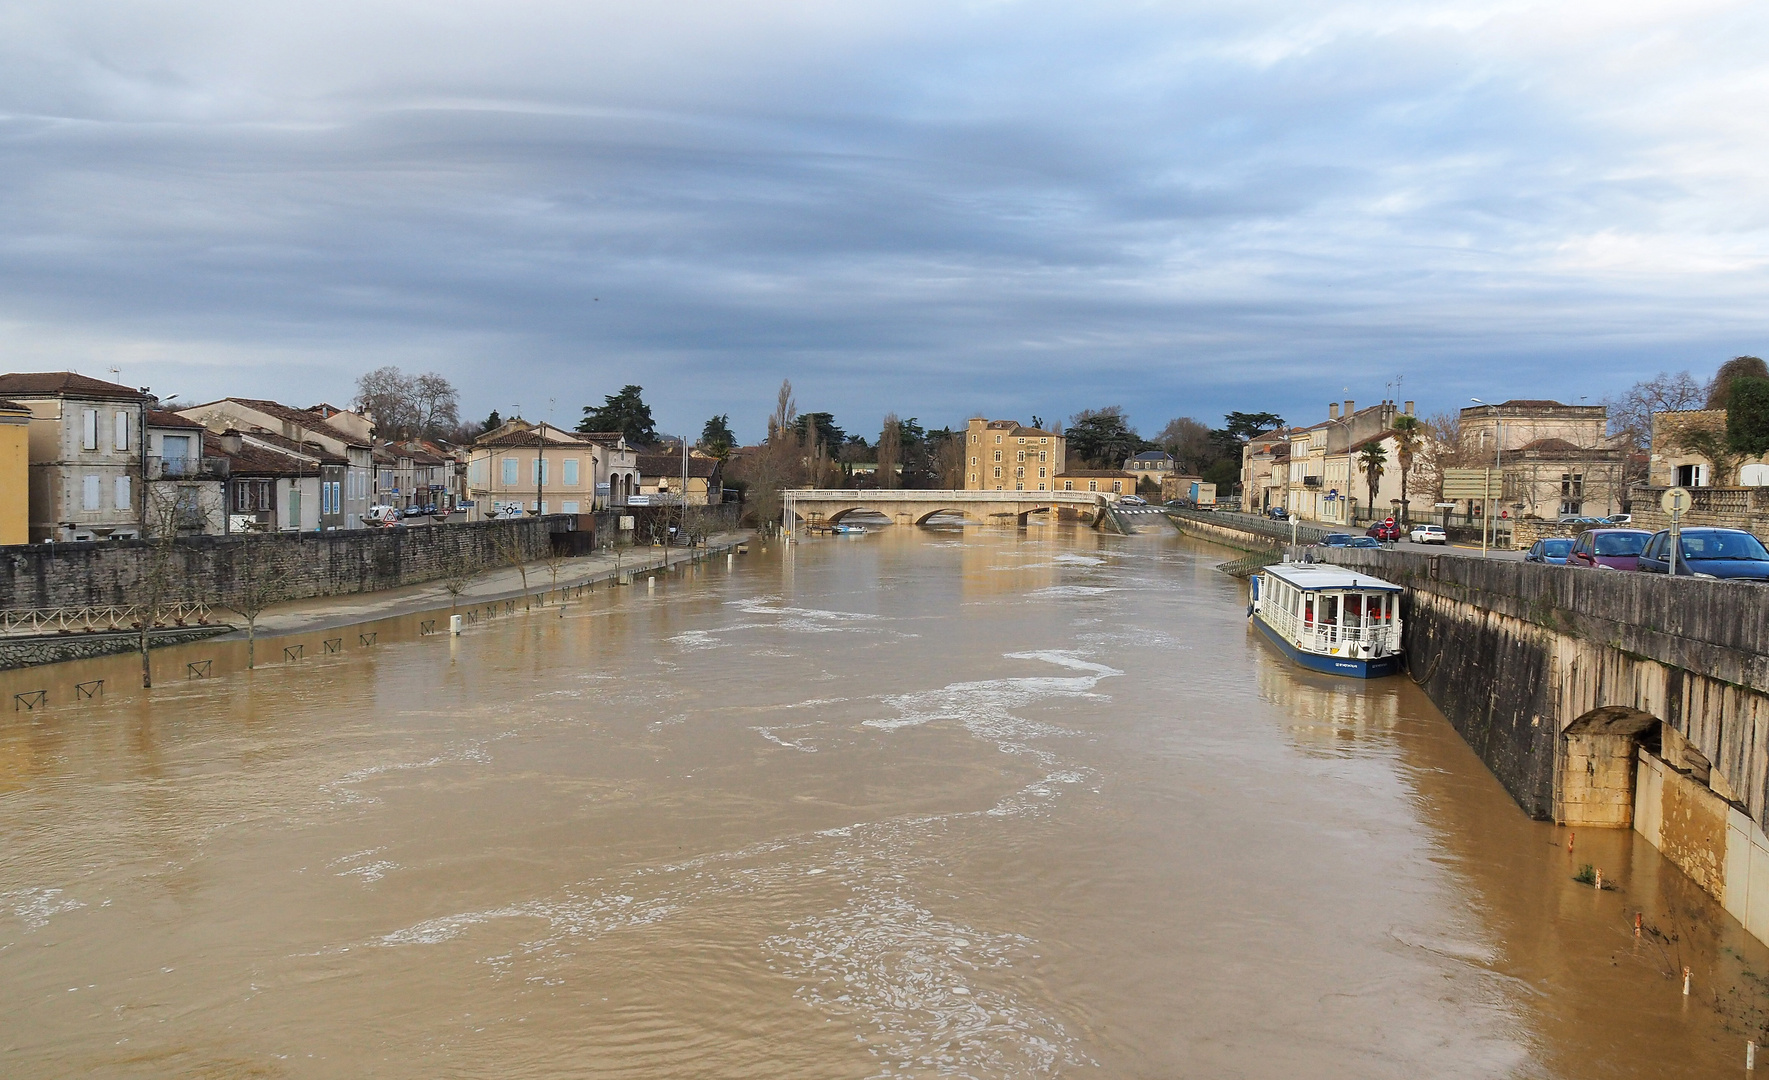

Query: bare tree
[[355, 366, 420, 439], [731, 380, 805, 534], [437, 545, 485, 611], [136, 485, 217, 687], [355, 366, 461, 440], [877, 414, 901, 490], [227, 538, 287, 670], [412, 373, 460, 438], [489, 525, 532, 607], [1153, 416, 1213, 472], [538, 533, 571, 602], [1605, 370, 1706, 454]]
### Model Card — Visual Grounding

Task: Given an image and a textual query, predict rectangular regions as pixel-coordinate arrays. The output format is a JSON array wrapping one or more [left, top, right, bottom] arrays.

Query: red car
[[1566, 528, 1653, 570], [1365, 519, 1401, 542]]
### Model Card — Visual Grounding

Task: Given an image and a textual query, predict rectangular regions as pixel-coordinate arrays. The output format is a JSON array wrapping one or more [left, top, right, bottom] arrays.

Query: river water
[[2, 523, 1767, 1077]]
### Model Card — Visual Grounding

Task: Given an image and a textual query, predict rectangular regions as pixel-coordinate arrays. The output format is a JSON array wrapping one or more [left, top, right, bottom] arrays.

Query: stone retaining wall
[[0, 518, 566, 611]]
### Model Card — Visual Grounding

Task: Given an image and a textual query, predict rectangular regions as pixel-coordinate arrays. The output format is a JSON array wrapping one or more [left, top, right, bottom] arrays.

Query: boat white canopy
[[1261, 564, 1402, 593]]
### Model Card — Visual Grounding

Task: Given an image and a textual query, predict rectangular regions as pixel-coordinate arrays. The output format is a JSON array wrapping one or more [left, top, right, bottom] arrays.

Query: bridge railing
[[0, 601, 217, 637]]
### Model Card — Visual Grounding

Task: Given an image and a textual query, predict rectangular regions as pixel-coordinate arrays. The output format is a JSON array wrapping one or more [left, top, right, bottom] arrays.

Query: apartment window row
[[80, 409, 131, 453], [81, 474, 132, 511]]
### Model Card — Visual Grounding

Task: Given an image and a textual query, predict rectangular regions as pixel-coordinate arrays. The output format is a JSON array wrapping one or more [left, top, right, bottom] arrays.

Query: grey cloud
[[1, 1, 1766, 439]]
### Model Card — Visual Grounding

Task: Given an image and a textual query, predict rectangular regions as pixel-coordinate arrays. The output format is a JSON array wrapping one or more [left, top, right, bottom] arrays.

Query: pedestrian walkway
[[216, 532, 755, 641]]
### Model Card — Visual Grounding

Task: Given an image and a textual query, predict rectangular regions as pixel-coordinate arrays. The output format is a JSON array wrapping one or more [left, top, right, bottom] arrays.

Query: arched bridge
[[782, 489, 1120, 531]]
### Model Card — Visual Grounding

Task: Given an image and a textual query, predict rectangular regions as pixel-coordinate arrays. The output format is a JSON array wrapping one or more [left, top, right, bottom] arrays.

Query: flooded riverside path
[[3, 527, 1768, 1077]]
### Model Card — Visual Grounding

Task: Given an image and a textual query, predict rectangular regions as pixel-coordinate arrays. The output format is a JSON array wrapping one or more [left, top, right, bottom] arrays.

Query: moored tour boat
[[1249, 563, 1404, 678]]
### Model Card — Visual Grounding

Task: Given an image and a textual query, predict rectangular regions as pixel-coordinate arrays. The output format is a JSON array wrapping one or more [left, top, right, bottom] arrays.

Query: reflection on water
[[0, 524, 1765, 1077]]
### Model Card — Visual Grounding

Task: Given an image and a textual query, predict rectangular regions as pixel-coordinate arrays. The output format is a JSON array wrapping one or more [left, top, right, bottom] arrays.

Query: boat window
[[1321, 595, 1337, 625], [1303, 596, 1314, 626], [1344, 595, 1363, 621]]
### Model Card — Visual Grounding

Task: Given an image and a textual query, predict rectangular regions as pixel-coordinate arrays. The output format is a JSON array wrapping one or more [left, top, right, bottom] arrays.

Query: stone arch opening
[[1558, 705, 1662, 829], [912, 508, 982, 526]]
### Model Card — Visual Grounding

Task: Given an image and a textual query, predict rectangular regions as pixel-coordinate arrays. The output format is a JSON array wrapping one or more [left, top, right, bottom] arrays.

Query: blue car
[[1636, 528, 1769, 581], [1525, 538, 1574, 565], [1320, 533, 1355, 547]]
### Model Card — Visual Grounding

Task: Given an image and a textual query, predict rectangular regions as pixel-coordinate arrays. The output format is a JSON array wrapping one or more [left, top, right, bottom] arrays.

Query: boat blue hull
[[1252, 612, 1401, 679]]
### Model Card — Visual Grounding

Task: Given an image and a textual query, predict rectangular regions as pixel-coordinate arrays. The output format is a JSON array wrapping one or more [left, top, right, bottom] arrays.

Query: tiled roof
[[209, 441, 309, 477], [191, 397, 368, 446], [0, 371, 147, 401], [1518, 437, 1585, 453], [635, 453, 720, 478], [146, 409, 206, 430], [239, 428, 346, 465], [476, 428, 591, 448], [0, 399, 28, 412]]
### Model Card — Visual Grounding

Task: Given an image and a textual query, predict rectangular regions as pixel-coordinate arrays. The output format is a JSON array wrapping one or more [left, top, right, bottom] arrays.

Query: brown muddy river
[[2, 524, 1767, 1077]]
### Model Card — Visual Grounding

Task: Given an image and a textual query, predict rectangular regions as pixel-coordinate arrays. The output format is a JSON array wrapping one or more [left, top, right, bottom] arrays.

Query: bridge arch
[[912, 507, 986, 526]]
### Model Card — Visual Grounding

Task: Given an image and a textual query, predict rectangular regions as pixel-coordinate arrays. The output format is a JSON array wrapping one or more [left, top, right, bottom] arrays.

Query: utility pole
[[1472, 399, 1503, 557]]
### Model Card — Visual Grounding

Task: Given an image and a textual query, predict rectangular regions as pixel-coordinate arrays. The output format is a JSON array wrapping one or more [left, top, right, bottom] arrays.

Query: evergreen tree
[[578, 385, 657, 445]]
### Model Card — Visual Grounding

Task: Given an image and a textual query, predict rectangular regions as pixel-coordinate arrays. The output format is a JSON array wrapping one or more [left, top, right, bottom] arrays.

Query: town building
[[206, 431, 311, 533], [145, 410, 225, 536], [466, 422, 640, 515], [0, 399, 29, 545], [1054, 469, 1135, 495], [1282, 400, 1405, 524], [635, 451, 725, 505], [1239, 429, 1290, 513], [0, 372, 151, 542], [1648, 409, 1769, 488], [1123, 450, 1175, 491], [1455, 400, 1628, 521], [179, 398, 374, 529], [964, 419, 1066, 491]]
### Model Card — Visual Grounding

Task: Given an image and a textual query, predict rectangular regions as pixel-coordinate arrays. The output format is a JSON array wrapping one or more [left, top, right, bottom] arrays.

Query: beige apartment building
[[964, 418, 1066, 491], [0, 372, 151, 542], [465, 422, 640, 514]]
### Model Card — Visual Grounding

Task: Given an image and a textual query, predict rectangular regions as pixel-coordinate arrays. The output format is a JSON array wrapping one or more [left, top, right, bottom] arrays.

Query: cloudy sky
[[2, 1, 1766, 441]]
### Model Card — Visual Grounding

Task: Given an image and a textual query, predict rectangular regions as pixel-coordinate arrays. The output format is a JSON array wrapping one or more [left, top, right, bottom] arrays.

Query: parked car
[[1558, 514, 1604, 525], [1349, 536, 1382, 548], [1320, 533, 1355, 547], [1365, 519, 1401, 541], [1524, 538, 1574, 565], [1565, 528, 1653, 571], [1119, 494, 1147, 506], [1636, 528, 1769, 580], [1605, 514, 1633, 525], [402, 505, 429, 517], [1266, 506, 1289, 521], [1409, 524, 1447, 544]]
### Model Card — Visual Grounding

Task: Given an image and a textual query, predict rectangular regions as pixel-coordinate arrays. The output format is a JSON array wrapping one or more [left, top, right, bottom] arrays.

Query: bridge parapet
[[782, 489, 1116, 532]]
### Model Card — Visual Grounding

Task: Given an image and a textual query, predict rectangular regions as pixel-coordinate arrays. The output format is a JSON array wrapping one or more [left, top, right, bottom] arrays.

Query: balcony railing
[[147, 456, 230, 480]]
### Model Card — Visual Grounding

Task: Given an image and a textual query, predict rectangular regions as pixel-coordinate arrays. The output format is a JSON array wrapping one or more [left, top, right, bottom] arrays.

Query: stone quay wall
[[0, 517, 568, 611]]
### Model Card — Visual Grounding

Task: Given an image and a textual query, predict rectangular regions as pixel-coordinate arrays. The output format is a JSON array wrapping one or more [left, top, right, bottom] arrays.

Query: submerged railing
[[0, 602, 216, 636]]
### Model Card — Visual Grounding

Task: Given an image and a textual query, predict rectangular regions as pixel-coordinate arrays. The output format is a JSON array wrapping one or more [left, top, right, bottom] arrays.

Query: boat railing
[[1260, 598, 1399, 654]]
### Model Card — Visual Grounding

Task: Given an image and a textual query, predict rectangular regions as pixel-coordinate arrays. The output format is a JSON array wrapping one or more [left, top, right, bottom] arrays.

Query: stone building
[[964, 419, 1066, 492], [466, 422, 640, 515], [1123, 450, 1175, 491], [1648, 409, 1769, 488], [0, 371, 151, 542], [635, 451, 724, 506], [1239, 429, 1290, 513], [1054, 469, 1134, 495], [1281, 400, 1409, 524], [1454, 400, 1628, 521], [0, 399, 29, 545], [145, 409, 226, 536], [179, 397, 375, 530]]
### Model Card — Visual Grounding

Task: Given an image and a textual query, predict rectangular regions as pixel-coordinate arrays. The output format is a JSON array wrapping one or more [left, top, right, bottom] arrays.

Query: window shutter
[[82, 409, 98, 450], [114, 411, 129, 451], [113, 475, 130, 510], [83, 475, 101, 510]]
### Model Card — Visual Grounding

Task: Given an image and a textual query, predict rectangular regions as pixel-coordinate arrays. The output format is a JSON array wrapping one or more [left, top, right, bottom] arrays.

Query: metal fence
[[0, 601, 216, 637]]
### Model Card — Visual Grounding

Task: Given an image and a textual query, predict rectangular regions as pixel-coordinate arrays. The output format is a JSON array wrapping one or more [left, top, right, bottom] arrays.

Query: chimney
[[1344, 399, 1355, 417], [1329, 403, 1340, 420], [219, 432, 242, 454], [1404, 400, 1415, 416]]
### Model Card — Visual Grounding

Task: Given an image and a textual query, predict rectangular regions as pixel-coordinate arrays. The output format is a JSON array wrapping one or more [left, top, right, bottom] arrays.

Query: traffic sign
[[1443, 468, 1502, 499], [1660, 486, 1692, 515]]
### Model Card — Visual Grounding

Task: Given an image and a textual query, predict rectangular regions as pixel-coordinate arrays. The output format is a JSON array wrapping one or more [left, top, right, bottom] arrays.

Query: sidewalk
[[213, 531, 756, 641]]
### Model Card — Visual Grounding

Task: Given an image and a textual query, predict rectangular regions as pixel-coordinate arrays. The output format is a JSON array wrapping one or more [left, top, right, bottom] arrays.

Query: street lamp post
[[1471, 398, 1504, 558]]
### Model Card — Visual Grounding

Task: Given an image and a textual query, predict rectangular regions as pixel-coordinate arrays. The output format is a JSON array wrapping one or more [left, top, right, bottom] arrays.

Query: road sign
[[1442, 468, 1502, 499], [1661, 486, 1692, 515]]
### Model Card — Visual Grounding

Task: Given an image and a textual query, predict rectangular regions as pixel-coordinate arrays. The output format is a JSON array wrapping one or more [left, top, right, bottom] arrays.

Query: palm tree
[[1359, 441, 1388, 520], [1391, 415, 1424, 526]]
